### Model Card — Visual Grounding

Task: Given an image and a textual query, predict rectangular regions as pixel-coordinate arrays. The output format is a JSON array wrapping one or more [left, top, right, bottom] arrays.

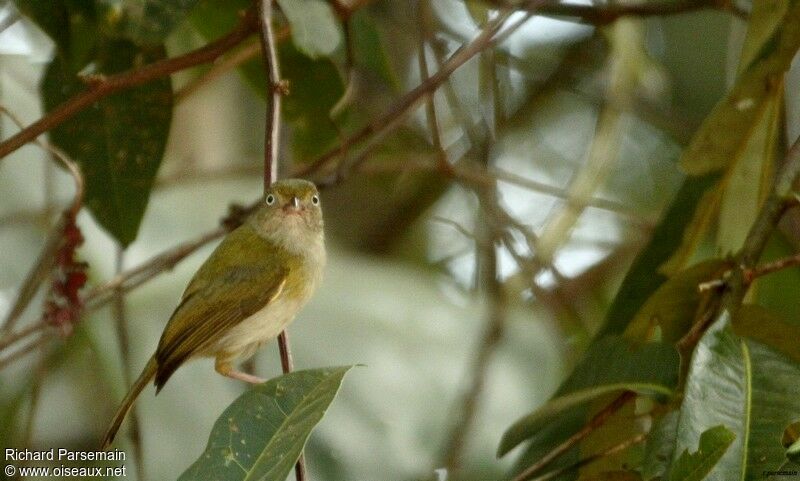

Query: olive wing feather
[[153, 225, 289, 390]]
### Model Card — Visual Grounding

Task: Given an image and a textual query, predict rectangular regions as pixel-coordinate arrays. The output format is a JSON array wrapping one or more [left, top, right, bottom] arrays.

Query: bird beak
[[284, 196, 301, 212]]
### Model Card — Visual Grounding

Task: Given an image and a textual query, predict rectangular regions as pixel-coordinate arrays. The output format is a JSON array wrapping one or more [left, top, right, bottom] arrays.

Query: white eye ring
[[266, 194, 275, 205], [311, 195, 319, 205]]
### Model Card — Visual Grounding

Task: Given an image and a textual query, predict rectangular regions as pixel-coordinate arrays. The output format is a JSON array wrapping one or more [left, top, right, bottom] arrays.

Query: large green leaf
[[673, 314, 800, 480], [178, 366, 352, 481], [499, 337, 679, 456], [668, 426, 735, 481], [597, 175, 717, 338], [276, 0, 342, 59], [679, 2, 800, 175], [43, 39, 173, 246], [98, 0, 201, 45]]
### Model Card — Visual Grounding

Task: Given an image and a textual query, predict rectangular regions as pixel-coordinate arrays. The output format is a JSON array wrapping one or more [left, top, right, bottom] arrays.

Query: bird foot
[[215, 360, 266, 384]]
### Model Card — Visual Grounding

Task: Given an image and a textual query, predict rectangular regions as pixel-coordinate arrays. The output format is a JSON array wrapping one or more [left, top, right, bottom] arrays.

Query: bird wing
[[154, 225, 289, 389]]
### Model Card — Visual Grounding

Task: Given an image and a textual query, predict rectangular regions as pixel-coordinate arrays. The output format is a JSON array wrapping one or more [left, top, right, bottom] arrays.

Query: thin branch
[[511, 391, 636, 481], [0, 107, 84, 334], [0, 11, 257, 160], [294, 5, 533, 178], [259, 0, 282, 189], [257, 1, 305, 480], [0, 334, 47, 370], [527, 432, 648, 481], [490, 0, 747, 24], [112, 247, 144, 481]]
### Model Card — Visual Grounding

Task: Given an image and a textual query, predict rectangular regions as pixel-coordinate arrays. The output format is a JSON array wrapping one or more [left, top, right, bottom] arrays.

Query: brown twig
[[0, 11, 257, 160], [293, 5, 533, 179], [111, 247, 145, 481], [0, 107, 85, 334], [257, 1, 305, 480], [490, 0, 747, 24], [511, 391, 636, 481], [527, 432, 648, 481], [0, 334, 47, 370]]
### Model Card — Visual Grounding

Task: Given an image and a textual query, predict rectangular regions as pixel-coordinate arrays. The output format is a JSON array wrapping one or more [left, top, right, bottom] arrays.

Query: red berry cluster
[[44, 215, 88, 336]]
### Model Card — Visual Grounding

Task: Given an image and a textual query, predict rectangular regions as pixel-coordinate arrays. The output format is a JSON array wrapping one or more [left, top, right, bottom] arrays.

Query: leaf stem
[[510, 391, 636, 481]]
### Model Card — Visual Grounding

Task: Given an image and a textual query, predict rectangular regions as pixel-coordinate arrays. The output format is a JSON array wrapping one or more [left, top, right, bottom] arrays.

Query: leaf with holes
[[178, 366, 352, 481], [672, 314, 800, 480], [668, 425, 735, 481]]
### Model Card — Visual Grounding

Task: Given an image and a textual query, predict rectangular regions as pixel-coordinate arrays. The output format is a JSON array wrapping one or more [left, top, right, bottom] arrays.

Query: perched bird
[[101, 179, 326, 449]]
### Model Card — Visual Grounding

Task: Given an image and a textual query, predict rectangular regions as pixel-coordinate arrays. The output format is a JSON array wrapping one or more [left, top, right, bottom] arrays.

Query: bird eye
[[265, 194, 275, 205], [311, 195, 319, 205]]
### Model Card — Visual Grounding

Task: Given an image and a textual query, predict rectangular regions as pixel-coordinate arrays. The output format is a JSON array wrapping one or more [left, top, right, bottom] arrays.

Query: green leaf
[[754, 233, 800, 324], [349, 10, 400, 92], [43, 40, 173, 246], [178, 366, 352, 481], [15, 0, 97, 69], [674, 314, 800, 480], [597, 175, 717, 338], [642, 410, 680, 481], [279, 42, 345, 160], [624, 260, 728, 344], [276, 0, 342, 59], [499, 337, 679, 456], [668, 426, 735, 481], [679, 2, 800, 175], [731, 304, 800, 364], [98, 0, 201, 45], [580, 472, 643, 481]]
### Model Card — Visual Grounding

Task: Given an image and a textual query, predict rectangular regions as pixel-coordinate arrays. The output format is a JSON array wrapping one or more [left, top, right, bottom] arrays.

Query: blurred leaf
[[738, 0, 792, 72], [658, 184, 722, 276], [43, 40, 173, 246], [276, 0, 342, 59], [754, 233, 800, 324], [642, 410, 680, 481], [731, 304, 800, 363], [787, 438, 800, 463], [598, 175, 717, 338], [679, 2, 800, 175], [465, 0, 490, 26], [499, 337, 679, 456], [579, 472, 642, 481], [508, 410, 585, 481], [15, 0, 97, 69], [350, 9, 400, 92], [178, 366, 352, 481], [98, 0, 200, 44], [674, 315, 800, 480], [625, 260, 728, 344], [668, 426, 735, 481], [279, 42, 345, 160]]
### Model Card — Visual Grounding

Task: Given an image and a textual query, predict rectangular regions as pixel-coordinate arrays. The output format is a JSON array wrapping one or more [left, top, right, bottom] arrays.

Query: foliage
[[3, 0, 800, 481], [178, 367, 352, 481]]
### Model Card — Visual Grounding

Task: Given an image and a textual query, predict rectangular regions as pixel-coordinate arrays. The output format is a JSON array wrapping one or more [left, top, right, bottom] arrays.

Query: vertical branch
[[259, 0, 281, 189], [257, 2, 306, 481], [112, 247, 145, 481]]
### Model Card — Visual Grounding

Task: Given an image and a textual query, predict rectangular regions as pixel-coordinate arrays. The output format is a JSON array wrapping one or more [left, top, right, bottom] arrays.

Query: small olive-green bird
[[101, 179, 325, 449]]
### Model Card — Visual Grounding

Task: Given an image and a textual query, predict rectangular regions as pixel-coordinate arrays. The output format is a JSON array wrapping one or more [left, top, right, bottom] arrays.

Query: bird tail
[[101, 356, 157, 450]]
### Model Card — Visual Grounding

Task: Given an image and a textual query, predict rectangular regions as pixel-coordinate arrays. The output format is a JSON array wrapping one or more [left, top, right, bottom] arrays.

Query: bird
[[101, 179, 326, 449]]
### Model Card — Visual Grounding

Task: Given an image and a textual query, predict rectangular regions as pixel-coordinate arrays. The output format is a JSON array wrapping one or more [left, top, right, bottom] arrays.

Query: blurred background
[[1, 0, 797, 480]]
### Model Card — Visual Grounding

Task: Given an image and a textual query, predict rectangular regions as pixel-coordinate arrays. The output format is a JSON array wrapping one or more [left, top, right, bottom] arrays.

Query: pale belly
[[204, 294, 306, 360]]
